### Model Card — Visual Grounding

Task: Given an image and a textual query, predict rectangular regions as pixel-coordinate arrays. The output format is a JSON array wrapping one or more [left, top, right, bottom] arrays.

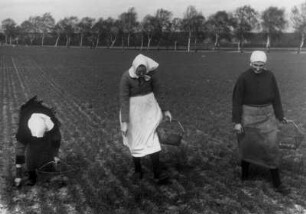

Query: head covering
[[250, 51, 267, 63], [128, 54, 159, 79], [27, 113, 54, 138]]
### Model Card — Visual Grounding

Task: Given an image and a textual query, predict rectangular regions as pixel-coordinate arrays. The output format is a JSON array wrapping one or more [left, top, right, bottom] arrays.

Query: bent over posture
[[14, 96, 61, 186]]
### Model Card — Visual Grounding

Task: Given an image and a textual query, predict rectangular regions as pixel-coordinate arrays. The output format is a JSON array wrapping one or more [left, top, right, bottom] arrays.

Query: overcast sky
[[1, 0, 305, 25]]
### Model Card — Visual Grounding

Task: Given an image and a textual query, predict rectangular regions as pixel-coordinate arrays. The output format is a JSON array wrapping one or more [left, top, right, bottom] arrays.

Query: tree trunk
[[110, 36, 116, 48], [95, 34, 100, 48], [194, 38, 197, 52], [140, 34, 143, 51], [174, 41, 177, 51], [54, 35, 60, 47], [5, 35, 8, 44], [157, 40, 160, 51], [66, 36, 70, 47], [30, 38, 34, 46], [297, 33, 305, 54], [121, 35, 124, 50], [147, 35, 151, 50], [240, 34, 245, 53], [127, 33, 130, 47], [214, 33, 219, 50], [266, 34, 271, 52], [237, 38, 244, 53], [187, 32, 191, 52], [41, 34, 45, 46], [187, 31, 191, 52], [80, 34, 83, 47]]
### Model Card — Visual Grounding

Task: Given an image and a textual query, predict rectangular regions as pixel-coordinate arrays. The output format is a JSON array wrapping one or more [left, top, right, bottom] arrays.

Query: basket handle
[[38, 157, 64, 171], [171, 119, 185, 133], [286, 120, 302, 131], [38, 160, 56, 171]]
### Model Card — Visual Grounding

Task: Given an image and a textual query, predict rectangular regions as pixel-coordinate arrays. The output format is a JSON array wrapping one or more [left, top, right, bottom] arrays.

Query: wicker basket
[[157, 119, 185, 146], [279, 120, 305, 150], [37, 159, 79, 177]]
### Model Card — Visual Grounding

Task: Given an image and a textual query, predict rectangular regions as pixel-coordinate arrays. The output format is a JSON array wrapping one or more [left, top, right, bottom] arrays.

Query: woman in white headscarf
[[14, 96, 61, 186], [232, 51, 289, 194], [119, 54, 172, 183]]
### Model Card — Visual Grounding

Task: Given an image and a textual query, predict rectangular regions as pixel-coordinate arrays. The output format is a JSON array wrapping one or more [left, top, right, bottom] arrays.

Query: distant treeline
[[2, 4, 306, 53], [0, 32, 302, 50]]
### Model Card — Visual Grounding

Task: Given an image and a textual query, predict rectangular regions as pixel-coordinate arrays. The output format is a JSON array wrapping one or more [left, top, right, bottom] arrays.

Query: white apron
[[120, 92, 163, 157]]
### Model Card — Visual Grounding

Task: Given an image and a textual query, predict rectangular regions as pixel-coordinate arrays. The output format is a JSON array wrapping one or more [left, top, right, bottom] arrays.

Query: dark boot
[[241, 160, 250, 181], [26, 171, 37, 186], [132, 157, 143, 182], [150, 152, 169, 184], [270, 168, 290, 195]]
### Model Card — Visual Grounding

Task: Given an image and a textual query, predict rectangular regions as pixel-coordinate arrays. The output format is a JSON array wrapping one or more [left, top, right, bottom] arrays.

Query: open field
[[0, 46, 306, 214]]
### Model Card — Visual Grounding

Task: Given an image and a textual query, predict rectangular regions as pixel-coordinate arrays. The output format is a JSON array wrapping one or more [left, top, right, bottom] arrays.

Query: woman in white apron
[[119, 54, 172, 183], [232, 51, 289, 194]]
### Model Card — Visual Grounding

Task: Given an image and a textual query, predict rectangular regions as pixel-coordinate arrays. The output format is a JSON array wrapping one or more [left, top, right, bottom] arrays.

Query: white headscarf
[[128, 54, 159, 79], [250, 51, 267, 63], [27, 113, 54, 138]]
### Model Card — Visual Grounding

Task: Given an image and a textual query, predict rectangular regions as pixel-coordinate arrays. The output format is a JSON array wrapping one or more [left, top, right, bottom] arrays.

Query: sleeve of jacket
[[119, 72, 131, 123], [271, 74, 284, 121], [151, 70, 167, 111], [232, 74, 244, 124], [51, 124, 61, 156]]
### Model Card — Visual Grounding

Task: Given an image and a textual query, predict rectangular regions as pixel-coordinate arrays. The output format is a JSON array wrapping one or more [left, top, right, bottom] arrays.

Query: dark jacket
[[15, 97, 61, 170], [232, 68, 284, 123], [119, 70, 166, 123]]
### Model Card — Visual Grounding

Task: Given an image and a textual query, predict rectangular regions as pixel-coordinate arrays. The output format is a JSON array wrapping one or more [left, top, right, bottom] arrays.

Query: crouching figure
[[14, 96, 61, 186]]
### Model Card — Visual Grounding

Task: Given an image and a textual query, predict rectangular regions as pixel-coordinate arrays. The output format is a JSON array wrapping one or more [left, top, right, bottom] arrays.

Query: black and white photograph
[[0, 0, 306, 213]]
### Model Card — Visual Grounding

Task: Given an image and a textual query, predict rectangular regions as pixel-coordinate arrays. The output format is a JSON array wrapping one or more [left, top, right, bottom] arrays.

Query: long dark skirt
[[26, 130, 61, 171], [238, 105, 280, 169]]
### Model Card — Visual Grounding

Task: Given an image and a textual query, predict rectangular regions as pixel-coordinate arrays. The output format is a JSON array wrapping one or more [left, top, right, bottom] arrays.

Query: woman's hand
[[54, 157, 60, 164], [163, 111, 172, 122], [234, 123, 244, 134], [280, 117, 288, 124], [14, 177, 22, 187], [121, 122, 128, 136]]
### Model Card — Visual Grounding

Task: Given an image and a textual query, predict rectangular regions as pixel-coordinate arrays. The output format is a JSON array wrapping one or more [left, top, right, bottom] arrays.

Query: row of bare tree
[[1, 3, 306, 53]]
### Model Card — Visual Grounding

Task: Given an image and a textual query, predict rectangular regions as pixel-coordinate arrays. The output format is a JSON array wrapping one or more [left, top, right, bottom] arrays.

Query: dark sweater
[[232, 68, 284, 123], [119, 70, 165, 122]]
